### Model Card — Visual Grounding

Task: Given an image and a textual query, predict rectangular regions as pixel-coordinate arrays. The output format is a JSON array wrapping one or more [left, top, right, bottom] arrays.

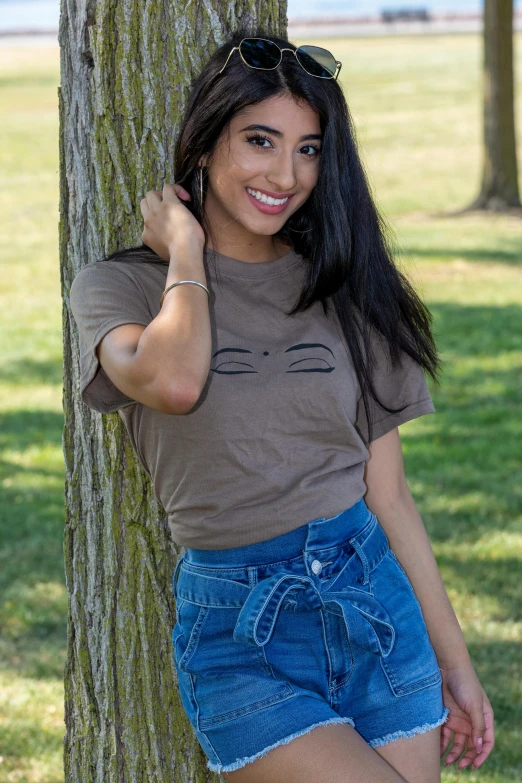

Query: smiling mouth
[[245, 187, 294, 214]]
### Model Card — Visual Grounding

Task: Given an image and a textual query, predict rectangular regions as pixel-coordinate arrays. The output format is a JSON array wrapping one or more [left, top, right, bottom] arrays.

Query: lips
[[245, 188, 294, 215]]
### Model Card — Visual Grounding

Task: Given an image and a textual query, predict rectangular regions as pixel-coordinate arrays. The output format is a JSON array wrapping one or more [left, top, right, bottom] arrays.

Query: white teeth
[[246, 188, 289, 206]]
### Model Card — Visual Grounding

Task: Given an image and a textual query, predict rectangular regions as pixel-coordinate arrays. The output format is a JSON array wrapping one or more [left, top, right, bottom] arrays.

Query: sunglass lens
[[296, 45, 337, 78], [240, 38, 281, 69]]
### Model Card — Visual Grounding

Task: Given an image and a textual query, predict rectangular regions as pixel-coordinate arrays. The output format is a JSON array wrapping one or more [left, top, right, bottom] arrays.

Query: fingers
[[470, 699, 486, 755], [140, 183, 192, 218], [439, 723, 452, 757], [442, 704, 495, 771], [140, 183, 191, 210], [444, 733, 481, 771], [139, 196, 150, 219], [471, 700, 495, 770], [456, 739, 478, 771], [140, 190, 163, 216], [443, 729, 468, 767], [163, 182, 192, 201]]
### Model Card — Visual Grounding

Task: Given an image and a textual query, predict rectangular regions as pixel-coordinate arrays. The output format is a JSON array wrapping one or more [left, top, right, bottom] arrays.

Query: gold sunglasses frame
[[218, 37, 342, 80]]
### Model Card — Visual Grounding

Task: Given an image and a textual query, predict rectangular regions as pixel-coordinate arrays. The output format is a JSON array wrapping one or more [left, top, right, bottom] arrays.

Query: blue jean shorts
[[171, 497, 450, 775]]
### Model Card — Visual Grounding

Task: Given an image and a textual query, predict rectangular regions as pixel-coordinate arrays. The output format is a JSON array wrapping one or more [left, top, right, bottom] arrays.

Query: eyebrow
[[286, 343, 334, 357], [239, 124, 323, 142], [213, 348, 252, 357]]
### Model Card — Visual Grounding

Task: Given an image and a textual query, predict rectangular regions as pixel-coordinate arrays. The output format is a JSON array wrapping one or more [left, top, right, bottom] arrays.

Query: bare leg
[[222, 723, 409, 783], [374, 724, 443, 783]]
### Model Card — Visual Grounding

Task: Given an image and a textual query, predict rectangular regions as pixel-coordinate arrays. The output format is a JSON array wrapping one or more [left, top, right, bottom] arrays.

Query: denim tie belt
[[174, 516, 396, 660]]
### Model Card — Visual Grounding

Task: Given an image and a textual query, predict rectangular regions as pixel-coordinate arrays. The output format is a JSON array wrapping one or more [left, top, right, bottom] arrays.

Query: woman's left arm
[[362, 428, 469, 669], [363, 427, 495, 771]]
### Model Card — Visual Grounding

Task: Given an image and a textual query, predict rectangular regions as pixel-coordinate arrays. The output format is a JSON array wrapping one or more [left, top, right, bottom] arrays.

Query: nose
[[266, 148, 298, 193]]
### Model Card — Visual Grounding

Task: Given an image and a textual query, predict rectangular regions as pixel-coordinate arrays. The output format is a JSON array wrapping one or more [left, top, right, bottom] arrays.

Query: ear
[[198, 155, 209, 168]]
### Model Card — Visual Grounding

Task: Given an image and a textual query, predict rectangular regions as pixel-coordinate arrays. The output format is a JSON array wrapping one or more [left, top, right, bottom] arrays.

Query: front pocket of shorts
[[173, 600, 209, 672], [370, 550, 442, 697], [176, 604, 295, 729], [171, 597, 186, 648]]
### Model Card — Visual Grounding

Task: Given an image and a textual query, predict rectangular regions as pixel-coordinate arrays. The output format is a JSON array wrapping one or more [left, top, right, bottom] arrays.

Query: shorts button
[[311, 559, 323, 575]]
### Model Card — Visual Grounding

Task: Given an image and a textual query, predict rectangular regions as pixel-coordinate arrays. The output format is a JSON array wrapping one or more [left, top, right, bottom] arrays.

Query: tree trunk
[[59, 3, 287, 781], [470, 0, 520, 210]]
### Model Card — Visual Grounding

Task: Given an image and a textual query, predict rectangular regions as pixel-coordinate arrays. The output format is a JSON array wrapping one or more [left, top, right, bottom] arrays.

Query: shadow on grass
[[0, 357, 63, 386], [428, 302, 522, 355], [0, 408, 64, 451], [401, 245, 522, 267], [0, 410, 65, 578], [437, 555, 522, 622], [0, 408, 66, 680], [0, 610, 67, 681], [386, 301, 521, 566]]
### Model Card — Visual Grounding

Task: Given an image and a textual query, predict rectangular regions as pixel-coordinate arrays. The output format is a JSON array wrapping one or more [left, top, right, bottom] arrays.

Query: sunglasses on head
[[218, 37, 342, 80]]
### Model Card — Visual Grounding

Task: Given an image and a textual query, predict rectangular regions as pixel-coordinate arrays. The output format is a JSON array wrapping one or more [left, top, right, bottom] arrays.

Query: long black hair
[[98, 27, 442, 444]]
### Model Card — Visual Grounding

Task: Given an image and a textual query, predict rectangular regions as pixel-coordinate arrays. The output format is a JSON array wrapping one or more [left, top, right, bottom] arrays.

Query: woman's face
[[201, 93, 322, 249]]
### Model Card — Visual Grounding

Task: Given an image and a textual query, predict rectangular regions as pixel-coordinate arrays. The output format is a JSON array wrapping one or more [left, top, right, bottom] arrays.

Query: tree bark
[[470, 0, 520, 210], [59, 3, 287, 780]]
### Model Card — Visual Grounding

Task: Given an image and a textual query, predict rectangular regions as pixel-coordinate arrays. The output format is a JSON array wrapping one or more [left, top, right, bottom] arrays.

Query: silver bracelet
[[160, 280, 210, 308]]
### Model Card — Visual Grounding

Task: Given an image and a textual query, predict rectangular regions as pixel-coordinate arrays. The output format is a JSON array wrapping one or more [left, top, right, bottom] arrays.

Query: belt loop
[[350, 515, 378, 585], [350, 536, 370, 584]]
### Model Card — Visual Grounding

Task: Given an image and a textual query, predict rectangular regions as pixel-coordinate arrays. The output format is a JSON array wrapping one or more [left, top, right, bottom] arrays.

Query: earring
[[199, 166, 204, 202]]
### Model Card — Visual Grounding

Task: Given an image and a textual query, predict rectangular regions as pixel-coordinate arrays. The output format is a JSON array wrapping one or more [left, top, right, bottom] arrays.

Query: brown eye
[[245, 133, 272, 148]]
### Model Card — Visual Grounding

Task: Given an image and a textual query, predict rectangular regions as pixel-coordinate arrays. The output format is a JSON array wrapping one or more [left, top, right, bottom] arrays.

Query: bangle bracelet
[[160, 280, 210, 308]]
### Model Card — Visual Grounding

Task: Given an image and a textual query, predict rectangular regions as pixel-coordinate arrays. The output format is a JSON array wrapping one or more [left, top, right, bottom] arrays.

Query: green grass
[[0, 43, 67, 783], [0, 33, 521, 782]]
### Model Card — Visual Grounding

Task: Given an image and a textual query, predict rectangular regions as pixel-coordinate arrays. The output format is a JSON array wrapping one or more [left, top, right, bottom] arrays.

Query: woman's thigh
[[374, 724, 442, 783], [223, 723, 409, 783]]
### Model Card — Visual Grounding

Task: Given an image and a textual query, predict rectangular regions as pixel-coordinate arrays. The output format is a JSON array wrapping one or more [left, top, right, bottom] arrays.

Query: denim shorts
[[171, 497, 450, 775]]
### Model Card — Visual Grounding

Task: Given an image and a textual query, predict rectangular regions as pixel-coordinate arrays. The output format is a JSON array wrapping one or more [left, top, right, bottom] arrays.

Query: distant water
[[0, 1, 59, 32], [289, 0, 484, 18], [0, 0, 520, 33]]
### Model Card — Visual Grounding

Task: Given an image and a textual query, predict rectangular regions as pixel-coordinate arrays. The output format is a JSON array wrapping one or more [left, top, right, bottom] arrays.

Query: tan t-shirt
[[69, 247, 435, 549]]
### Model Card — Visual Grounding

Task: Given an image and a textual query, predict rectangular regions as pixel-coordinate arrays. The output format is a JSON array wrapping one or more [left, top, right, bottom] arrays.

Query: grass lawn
[[0, 32, 521, 782]]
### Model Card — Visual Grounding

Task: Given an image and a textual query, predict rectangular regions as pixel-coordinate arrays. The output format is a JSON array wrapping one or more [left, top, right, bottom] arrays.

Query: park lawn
[[0, 32, 521, 783]]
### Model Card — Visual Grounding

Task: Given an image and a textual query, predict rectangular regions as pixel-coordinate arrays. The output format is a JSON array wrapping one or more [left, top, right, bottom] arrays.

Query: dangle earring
[[199, 166, 204, 203]]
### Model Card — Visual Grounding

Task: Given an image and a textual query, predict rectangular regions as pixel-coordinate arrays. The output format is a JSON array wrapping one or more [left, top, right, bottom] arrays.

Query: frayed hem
[[206, 715, 356, 774], [367, 706, 451, 748]]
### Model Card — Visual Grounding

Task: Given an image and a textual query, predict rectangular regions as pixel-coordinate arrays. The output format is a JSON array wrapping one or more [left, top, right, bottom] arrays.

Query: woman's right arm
[[96, 184, 212, 415], [97, 242, 211, 415]]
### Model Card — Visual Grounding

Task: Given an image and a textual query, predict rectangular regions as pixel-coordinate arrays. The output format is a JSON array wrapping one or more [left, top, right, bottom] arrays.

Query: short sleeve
[[354, 330, 436, 445], [69, 261, 153, 413]]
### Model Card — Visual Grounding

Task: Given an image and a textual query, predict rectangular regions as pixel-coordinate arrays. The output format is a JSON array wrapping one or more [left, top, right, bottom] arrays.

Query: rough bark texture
[[59, 3, 287, 780], [471, 0, 520, 209]]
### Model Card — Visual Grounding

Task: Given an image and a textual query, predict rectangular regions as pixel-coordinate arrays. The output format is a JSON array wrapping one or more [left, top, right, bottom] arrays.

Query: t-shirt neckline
[[203, 246, 302, 279]]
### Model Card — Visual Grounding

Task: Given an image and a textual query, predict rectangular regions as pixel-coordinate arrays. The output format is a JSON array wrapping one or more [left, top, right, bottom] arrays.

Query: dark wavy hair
[[98, 26, 442, 444]]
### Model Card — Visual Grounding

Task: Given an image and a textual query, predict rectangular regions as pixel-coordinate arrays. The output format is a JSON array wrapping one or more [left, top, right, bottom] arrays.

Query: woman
[[69, 29, 494, 782]]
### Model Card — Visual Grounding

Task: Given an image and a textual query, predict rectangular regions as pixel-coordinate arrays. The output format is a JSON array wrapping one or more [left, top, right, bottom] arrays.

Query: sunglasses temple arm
[[218, 47, 238, 75]]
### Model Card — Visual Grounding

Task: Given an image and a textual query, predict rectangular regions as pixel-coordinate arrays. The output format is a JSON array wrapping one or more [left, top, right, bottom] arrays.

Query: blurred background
[[0, 1, 521, 781]]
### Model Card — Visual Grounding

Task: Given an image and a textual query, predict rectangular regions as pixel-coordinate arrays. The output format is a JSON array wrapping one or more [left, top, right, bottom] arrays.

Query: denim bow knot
[[233, 571, 395, 659]]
